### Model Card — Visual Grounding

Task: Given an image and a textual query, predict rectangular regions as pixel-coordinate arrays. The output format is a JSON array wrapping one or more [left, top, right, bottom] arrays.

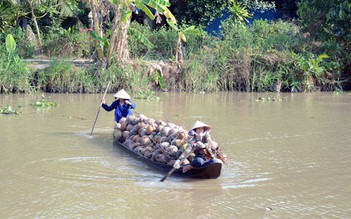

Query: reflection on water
[[1, 92, 351, 218]]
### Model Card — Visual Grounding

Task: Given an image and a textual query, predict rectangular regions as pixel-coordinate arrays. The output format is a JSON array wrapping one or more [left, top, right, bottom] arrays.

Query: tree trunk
[[107, 1, 130, 65], [175, 36, 183, 64], [90, 0, 105, 63], [114, 19, 130, 62], [28, 1, 42, 54]]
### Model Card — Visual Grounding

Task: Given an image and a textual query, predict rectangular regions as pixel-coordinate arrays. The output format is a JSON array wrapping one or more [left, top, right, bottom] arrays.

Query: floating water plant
[[34, 95, 57, 108], [256, 96, 283, 102], [0, 105, 21, 115], [135, 90, 159, 100]]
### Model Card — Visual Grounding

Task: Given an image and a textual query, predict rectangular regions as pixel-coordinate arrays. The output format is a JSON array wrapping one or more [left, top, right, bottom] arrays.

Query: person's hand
[[173, 160, 180, 169], [125, 100, 131, 105], [196, 141, 206, 149], [101, 98, 106, 105]]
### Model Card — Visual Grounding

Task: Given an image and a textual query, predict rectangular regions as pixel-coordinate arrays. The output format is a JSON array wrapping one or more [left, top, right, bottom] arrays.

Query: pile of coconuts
[[113, 114, 226, 166]]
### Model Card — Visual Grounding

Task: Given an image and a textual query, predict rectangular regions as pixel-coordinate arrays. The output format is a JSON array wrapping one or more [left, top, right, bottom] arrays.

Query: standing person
[[101, 89, 136, 123], [173, 121, 221, 173]]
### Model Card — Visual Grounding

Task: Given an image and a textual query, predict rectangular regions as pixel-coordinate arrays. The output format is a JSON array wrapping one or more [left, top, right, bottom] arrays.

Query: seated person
[[173, 121, 221, 173]]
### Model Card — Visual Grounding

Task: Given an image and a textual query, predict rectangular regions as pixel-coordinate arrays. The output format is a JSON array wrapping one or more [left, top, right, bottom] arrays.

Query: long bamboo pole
[[90, 81, 111, 136]]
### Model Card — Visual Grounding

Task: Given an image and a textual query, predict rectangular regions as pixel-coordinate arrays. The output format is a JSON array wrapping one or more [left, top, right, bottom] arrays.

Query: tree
[[170, 0, 276, 27], [298, 0, 351, 76], [2, 0, 79, 52], [88, 0, 177, 66], [0, 1, 22, 33]]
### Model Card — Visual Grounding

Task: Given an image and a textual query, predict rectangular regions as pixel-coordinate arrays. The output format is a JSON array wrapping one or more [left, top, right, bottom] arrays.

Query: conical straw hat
[[190, 121, 211, 132], [113, 89, 131, 99]]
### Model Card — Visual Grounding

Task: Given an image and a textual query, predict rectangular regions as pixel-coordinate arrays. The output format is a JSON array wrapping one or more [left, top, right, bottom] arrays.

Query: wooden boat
[[113, 137, 222, 179]]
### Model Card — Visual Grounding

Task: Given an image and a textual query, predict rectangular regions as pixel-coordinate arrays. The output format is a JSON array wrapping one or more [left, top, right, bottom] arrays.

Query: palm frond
[[129, 27, 154, 49]]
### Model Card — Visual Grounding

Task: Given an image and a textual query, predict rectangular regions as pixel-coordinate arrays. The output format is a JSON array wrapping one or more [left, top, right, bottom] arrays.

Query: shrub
[[43, 24, 91, 58]]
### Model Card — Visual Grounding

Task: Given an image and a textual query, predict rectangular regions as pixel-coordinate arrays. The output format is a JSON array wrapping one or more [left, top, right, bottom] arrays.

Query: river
[[0, 92, 350, 218]]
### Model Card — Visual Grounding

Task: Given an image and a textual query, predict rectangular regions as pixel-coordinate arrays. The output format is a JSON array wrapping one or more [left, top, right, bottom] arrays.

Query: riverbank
[[1, 20, 350, 94]]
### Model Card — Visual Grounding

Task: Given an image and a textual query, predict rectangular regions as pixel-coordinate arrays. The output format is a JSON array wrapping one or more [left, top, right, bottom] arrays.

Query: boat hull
[[113, 139, 222, 179]]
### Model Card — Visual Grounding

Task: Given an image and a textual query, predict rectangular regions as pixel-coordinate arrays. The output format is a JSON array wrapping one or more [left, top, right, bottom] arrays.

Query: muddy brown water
[[0, 92, 350, 218]]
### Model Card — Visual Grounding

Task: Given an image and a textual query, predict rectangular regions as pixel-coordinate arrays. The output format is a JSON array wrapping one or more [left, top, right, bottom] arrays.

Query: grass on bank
[[0, 19, 346, 94]]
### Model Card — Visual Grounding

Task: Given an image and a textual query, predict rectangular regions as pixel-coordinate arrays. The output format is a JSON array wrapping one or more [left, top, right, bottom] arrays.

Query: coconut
[[153, 134, 161, 144], [119, 117, 127, 125], [144, 151, 153, 159], [134, 146, 143, 154], [133, 135, 141, 142], [120, 120, 128, 131], [129, 128, 138, 136], [124, 139, 132, 148], [154, 143, 160, 150], [168, 128, 178, 136], [167, 145, 178, 155], [167, 122, 176, 128], [131, 117, 139, 125], [160, 136, 169, 143], [137, 114, 146, 122], [148, 118, 155, 125], [126, 124, 134, 132], [126, 115, 136, 125], [136, 122, 145, 131], [156, 154, 169, 163], [177, 131, 187, 140], [144, 118, 154, 125], [168, 133, 178, 142], [161, 127, 171, 137], [113, 129, 122, 140], [131, 142, 141, 150], [143, 146, 154, 157], [145, 125, 155, 135], [152, 149, 162, 160], [156, 124, 164, 132], [143, 118, 151, 125], [160, 142, 170, 149], [174, 139, 184, 148], [138, 127, 145, 136], [122, 131, 129, 139], [140, 136, 151, 145], [140, 129, 147, 137], [114, 123, 122, 130], [144, 146, 154, 152]]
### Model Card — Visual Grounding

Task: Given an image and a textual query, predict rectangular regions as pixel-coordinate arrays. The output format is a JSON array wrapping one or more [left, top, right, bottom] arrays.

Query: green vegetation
[[134, 90, 157, 100], [0, 33, 32, 93], [0, 105, 21, 115], [0, 0, 350, 94], [34, 96, 57, 108]]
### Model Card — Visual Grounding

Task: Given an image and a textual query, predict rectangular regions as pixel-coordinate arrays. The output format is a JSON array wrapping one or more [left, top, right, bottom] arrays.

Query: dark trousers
[[191, 156, 214, 168]]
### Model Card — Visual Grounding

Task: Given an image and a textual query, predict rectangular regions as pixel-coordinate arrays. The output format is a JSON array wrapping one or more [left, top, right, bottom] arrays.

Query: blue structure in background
[[248, 9, 283, 22], [204, 11, 231, 36], [205, 9, 283, 36]]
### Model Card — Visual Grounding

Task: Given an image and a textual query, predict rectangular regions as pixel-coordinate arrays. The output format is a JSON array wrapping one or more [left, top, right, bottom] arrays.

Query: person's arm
[[197, 139, 215, 159], [173, 142, 194, 169], [205, 143, 215, 159], [204, 134, 215, 158], [177, 143, 192, 161], [101, 100, 116, 111], [125, 100, 136, 109]]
